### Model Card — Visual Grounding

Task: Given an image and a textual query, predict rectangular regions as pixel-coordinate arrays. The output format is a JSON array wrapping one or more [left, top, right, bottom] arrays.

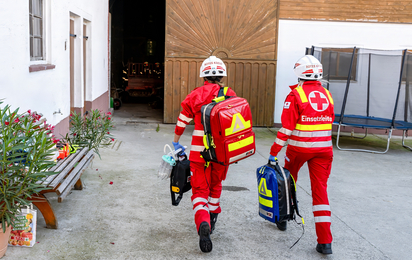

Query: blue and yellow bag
[[256, 160, 301, 224]]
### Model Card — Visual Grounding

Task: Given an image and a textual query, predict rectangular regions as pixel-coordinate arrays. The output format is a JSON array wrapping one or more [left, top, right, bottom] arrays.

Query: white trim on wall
[[83, 19, 92, 104], [70, 12, 84, 109]]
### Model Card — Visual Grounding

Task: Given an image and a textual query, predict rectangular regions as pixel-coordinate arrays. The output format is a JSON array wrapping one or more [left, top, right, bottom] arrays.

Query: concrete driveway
[[4, 114, 412, 260]]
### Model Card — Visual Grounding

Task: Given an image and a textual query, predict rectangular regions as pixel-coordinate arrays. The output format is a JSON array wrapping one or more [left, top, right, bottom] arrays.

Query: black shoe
[[276, 221, 287, 231], [210, 213, 218, 234], [316, 243, 332, 254], [199, 222, 212, 253]]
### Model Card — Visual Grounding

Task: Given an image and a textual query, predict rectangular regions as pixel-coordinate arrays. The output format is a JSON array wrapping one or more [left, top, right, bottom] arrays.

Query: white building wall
[[0, 0, 108, 126], [275, 20, 412, 123]]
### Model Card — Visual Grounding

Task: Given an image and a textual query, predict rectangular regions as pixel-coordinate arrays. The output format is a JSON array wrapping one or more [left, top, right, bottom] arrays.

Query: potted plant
[[0, 101, 57, 257], [63, 109, 114, 158]]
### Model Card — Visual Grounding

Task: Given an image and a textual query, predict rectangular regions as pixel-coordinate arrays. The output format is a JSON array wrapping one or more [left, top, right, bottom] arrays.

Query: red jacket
[[270, 80, 335, 156], [175, 81, 237, 162]]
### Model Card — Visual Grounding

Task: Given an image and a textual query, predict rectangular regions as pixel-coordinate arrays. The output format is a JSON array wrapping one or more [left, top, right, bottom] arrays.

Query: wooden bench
[[28, 147, 95, 229]]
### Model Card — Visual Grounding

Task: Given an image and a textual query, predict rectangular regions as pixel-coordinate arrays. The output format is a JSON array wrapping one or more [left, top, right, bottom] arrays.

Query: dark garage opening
[[109, 0, 165, 123]]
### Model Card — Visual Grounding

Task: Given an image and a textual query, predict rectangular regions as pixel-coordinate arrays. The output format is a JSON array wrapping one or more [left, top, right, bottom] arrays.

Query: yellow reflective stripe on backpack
[[258, 178, 272, 197], [203, 135, 209, 149], [259, 196, 273, 208], [213, 96, 225, 103], [228, 136, 254, 152], [225, 113, 251, 136]]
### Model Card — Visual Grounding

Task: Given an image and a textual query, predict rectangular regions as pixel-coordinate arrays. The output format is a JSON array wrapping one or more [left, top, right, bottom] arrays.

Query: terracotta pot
[[0, 224, 11, 258]]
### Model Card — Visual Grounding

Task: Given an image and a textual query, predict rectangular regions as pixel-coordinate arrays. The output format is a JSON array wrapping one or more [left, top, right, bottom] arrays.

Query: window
[[321, 48, 358, 81], [29, 0, 43, 60]]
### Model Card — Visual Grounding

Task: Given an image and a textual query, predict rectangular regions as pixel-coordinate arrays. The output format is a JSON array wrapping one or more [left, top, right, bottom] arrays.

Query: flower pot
[[0, 224, 12, 258]]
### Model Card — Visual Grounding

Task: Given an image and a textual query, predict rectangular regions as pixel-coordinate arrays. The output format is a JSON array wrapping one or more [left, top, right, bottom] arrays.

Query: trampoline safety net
[[310, 47, 412, 130]]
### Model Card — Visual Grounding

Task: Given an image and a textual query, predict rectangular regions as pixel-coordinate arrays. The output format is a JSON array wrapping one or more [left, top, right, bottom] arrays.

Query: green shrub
[[0, 102, 57, 232], [63, 109, 114, 158]]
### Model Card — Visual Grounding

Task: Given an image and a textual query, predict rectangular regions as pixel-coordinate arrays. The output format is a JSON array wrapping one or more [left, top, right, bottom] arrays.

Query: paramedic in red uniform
[[269, 55, 334, 255], [172, 56, 236, 253]]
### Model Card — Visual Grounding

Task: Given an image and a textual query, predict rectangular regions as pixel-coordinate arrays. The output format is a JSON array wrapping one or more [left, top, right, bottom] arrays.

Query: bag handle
[[164, 144, 177, 160], [268, 160, 276, 165]]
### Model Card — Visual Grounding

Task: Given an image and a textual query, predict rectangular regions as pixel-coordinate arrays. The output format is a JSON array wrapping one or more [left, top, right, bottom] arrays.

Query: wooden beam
[[28, 194, 58, 229], [56, 151, 94, 196], [57, 153, 94, 202], [48, 148, 89, 188]]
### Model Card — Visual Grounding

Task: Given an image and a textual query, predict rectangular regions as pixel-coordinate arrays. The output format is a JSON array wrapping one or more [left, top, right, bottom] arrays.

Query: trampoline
[[309, 47, 412, 153]]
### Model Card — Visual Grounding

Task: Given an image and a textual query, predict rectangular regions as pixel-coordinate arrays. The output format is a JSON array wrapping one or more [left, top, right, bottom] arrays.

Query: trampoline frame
[[402, 131, 412, 151], [335, 123, 393, 154], [311, 47, 412, 153]]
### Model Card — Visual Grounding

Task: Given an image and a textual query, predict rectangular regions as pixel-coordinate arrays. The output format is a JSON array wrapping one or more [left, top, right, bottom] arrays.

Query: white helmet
[[293, 55, 323, 80], [199, 56, 227, 78]]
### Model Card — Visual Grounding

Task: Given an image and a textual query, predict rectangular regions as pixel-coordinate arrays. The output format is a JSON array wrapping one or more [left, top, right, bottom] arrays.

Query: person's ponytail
[[205, 76, 224, 87]]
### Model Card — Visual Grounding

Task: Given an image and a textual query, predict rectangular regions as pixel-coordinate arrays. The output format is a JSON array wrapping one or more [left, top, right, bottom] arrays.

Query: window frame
[[29, 0, 44, 61], [321, 48, 358, 81]]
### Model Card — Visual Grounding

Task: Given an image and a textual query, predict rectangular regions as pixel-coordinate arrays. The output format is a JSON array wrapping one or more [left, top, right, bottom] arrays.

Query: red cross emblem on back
[[308, 91, 329, 112]]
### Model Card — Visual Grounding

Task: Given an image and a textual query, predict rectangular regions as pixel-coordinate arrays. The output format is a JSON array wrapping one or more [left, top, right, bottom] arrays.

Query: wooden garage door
[[165, 0, 279, 126]]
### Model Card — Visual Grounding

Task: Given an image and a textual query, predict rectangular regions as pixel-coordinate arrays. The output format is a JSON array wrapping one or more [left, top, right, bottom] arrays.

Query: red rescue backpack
[[201, 87, 255, 165]]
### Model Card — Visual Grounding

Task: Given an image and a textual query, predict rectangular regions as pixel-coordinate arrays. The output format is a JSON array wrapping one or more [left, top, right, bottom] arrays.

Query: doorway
[[109, 0, 165, 123]]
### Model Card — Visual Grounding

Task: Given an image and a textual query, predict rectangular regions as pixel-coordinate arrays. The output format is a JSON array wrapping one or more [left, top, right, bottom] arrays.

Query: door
[[164, 0, 279, 126], [70, 19, 75, 113]]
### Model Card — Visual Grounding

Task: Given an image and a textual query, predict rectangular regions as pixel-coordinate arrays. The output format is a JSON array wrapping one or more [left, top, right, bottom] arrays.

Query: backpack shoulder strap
[[290, 174, 302, 218], [218, 86, 229, 96], [213, 86, 229, 103]]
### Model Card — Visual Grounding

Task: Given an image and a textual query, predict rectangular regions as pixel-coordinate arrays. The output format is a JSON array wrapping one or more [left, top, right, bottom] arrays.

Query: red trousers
[[190, 161, 229, 232], [284, 147, 333, 244]]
